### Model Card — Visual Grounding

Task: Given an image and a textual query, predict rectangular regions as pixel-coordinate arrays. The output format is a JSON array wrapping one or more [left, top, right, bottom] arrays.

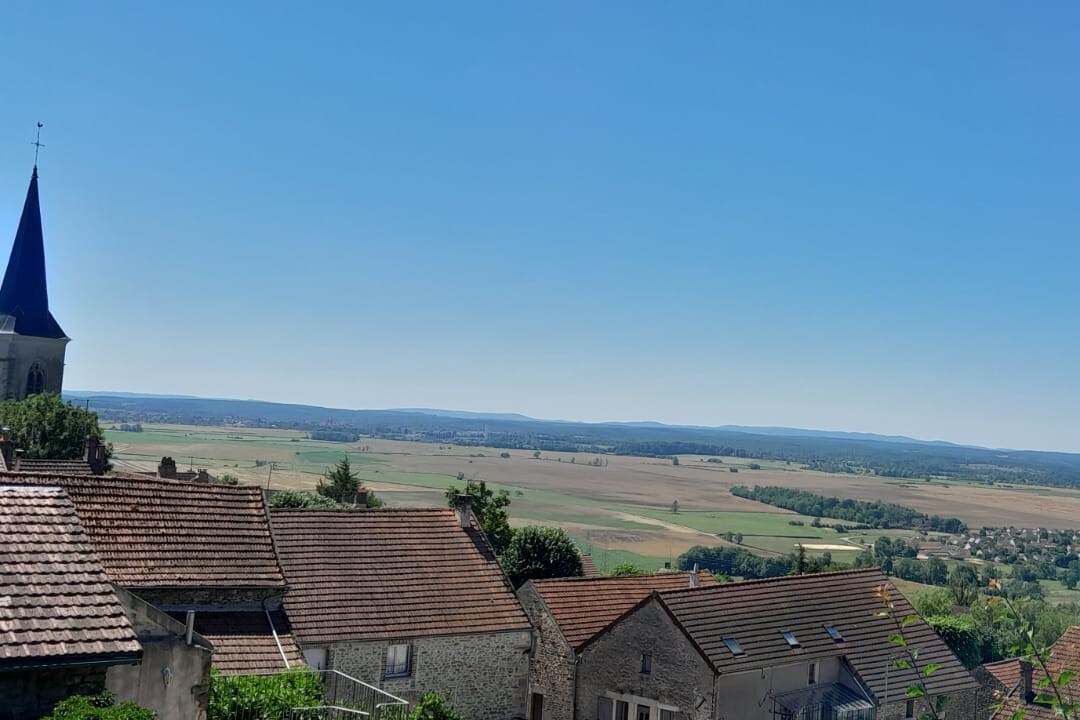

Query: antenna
[[31, 122, 44, 166]]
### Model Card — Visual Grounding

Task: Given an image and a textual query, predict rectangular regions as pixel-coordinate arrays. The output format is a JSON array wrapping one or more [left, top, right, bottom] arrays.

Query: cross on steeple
[[31, 122, 44, 167]]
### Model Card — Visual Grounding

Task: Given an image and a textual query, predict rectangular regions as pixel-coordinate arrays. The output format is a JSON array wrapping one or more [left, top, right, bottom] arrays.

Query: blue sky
[[1, 3, 1077, 451]]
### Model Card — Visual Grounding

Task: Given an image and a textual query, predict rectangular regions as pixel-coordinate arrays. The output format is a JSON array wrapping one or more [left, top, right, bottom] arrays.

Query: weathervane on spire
[[31, 122, 44, 166]]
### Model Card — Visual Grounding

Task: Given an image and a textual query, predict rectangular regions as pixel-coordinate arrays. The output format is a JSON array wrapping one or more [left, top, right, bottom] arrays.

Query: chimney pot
[[690, 563, 701, 588], [453, 494, 473, 529]]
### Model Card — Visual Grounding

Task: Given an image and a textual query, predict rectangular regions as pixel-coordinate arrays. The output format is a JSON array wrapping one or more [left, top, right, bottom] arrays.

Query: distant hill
[[67, 391, 1080, 487]]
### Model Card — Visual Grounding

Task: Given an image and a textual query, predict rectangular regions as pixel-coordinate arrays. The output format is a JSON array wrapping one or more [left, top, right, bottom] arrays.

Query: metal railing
[[210, 668, 410, 720]]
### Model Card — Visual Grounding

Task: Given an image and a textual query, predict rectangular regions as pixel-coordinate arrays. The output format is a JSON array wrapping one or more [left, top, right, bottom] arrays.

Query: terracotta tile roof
[[983, 658, 1022, 688], [655, 569, 978, 700], [990, 626, 1080, 720], [580, 554, 601, 578], [0, 486, 142, 670], [271, 509, 531, 644], [170, 611, 305, 676], [527, 572, 717, 651], [13, 459, 93, 475], [0, 473, 285, 589]]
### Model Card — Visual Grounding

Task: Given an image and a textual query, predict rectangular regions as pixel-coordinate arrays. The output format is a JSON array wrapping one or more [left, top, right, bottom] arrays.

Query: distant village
[[1, 165, 1078, 720]]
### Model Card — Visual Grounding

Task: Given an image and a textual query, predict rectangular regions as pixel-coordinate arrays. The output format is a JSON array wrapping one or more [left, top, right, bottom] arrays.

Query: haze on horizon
[[2, 3, 1077, 453]]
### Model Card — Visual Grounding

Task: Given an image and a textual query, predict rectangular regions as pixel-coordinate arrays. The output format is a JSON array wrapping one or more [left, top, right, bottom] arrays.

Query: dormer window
[[25, 363, 45, 396]]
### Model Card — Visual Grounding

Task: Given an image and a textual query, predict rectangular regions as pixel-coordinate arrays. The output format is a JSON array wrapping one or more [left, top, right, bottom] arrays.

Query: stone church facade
[[0, 165, 68, 400]]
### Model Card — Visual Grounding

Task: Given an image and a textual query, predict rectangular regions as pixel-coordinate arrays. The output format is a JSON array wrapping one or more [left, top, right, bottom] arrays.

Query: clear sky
[[1, 3, 1077, 451]]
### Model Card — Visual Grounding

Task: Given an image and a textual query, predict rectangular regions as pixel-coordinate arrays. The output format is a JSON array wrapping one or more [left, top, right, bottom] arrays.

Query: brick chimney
[[453, 494, 473, 529], [690, 563, 701, 588], [157, 457, 177, 479], [0, 427, 13, 470]]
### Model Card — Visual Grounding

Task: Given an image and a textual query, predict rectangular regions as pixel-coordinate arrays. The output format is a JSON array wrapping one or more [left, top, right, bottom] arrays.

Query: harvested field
[[106, 424, 1080, 578]]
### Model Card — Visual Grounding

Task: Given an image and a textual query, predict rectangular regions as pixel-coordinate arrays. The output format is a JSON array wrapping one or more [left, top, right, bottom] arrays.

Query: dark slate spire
[[0, 166, 66, 338]]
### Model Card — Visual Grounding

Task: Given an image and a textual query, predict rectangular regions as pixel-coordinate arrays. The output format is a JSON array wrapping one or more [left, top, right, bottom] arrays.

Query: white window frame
[[385, 643, 410, 678]]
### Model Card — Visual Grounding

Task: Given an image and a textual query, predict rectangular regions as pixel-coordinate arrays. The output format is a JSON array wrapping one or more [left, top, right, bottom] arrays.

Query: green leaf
[[1057, 670, 1075, 687], [905, 686, 926, 697], [889, 634, 908, 647], [923, 663, 941, 677], [901, 615, 919, 627]]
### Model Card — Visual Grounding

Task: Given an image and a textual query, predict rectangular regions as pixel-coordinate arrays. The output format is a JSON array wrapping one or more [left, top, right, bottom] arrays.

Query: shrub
[[208, 669, 323, 720], [44, 692, 154, 720], [409, 692, 463, 720]]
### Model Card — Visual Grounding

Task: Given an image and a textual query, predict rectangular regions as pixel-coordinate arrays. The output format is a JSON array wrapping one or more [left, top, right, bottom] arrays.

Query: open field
[[105, 424, 1080, 590]]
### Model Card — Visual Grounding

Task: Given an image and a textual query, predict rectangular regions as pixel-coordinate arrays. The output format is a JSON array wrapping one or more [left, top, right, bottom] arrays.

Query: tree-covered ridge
[[732, 485, 967, 533]]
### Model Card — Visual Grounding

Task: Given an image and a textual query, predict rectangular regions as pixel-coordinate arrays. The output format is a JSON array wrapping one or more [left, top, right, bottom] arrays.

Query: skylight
[[722, 637, 745, 656], [824, 624, 844, 642], [781, 630, 800, 648]]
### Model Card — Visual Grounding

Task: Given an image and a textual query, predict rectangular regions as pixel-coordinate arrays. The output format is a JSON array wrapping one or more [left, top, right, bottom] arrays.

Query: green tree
[[947, 565, 979, 607], [501, 526, 583, 588], [269, 489, 344, 509], [444, 480, 513, 553], [316, 458, 381, 507], [792, 544, 809, 575], [0, 393, 111, 466], [608, 562, 646, 576]]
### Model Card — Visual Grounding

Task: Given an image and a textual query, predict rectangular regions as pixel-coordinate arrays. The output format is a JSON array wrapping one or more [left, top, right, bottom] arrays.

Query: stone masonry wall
[[0, 666, 108, 720], [329, 630, 533, 720], [517, 583, 576, 720], [880, 688, 985, 720], [576, 599, 714, 720]]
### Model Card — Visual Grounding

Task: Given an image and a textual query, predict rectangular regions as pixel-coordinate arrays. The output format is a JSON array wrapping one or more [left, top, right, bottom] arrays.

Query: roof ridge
[[532, 571, 698, 586], [2, 471, 262, 494], [659, 567, 885, 597]]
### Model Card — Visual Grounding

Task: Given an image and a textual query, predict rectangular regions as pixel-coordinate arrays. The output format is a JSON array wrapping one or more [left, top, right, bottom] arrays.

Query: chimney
[[195, 469, 210, 483], [663, 561, 671, 571], [84, 435, 105, 474], [0, 428, 13, 470], [453, 494, 473, 529], [690, 563, 701, 588], [354, 489, 368, 508], [1020, 660, 1034, 703], [157, 457, 177, 479]]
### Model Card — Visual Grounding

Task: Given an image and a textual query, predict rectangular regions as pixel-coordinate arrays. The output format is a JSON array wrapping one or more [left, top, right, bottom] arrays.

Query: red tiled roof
[[170, 611, 305, 676], [655, 569, 977, 700], [0, 486, 142, 670], [13, 459, 93, 475], [270, 509, 531, 644], [991, 626, 1080, 720], [528, 572, 717, 651], [0, 473, 285, 589], [983, 658, 1022, 687], [580, 555, 601, 578]]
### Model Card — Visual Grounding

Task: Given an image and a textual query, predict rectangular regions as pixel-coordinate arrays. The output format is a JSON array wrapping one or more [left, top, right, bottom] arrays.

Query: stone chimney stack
[[84, 435, 106, 475], [1020, 660, 1034, 702], [690, 563, 701, 588], [0, 427, 13, 470], [354, 489, 368, 508], [157, 457, 178, 479], [195, 469, 210, 483], [453, 494, 473, 529]]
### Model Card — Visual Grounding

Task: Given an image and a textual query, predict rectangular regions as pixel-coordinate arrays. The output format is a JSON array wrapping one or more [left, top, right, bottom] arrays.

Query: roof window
[[781, 630, 800, 648], [722, 637, 745, 656], [824, 624, 844, 642]]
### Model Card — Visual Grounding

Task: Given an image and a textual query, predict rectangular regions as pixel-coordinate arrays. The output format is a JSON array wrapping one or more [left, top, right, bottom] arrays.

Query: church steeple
[[0, 165, 66, 338]]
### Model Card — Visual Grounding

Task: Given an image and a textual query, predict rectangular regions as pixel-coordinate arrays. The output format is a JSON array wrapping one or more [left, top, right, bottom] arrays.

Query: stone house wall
[[879, 688, 984, 720], [712, 657, 846, 720], [0, 665, 109, 720], [131, 587, 285, 611], [327, 630, 533, 720], [106, 588, 214, 720], [575, 599, 715, 720], [517, 583, 577, 720]]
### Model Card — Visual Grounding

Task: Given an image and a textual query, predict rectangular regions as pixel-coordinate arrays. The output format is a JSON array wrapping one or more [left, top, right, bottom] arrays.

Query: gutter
[[264, 600, 290, 669]]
